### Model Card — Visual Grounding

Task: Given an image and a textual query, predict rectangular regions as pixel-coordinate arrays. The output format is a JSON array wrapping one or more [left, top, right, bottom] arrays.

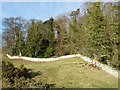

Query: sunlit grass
[[4, 57, 118, 88]]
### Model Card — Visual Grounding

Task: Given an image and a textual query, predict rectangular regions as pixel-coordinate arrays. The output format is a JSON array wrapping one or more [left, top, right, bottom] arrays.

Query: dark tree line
[[2, 2, 119, 69]]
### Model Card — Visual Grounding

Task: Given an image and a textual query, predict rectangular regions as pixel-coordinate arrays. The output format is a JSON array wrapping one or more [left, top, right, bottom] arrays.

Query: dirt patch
[[73, 62, 100, 70]]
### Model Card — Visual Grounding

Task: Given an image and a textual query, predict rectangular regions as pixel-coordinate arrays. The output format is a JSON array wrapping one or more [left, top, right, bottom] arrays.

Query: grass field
[[4, 57, 118, 88]]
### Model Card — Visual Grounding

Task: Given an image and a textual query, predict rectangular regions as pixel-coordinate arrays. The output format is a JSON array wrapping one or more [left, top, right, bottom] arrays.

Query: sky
[[1, 0, 118, 33], [2, 2, 84, 21], [0, 2, 84, 34]]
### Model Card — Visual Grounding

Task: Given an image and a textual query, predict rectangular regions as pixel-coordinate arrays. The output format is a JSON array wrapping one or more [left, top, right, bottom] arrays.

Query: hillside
[[5, 57, 118, 88]]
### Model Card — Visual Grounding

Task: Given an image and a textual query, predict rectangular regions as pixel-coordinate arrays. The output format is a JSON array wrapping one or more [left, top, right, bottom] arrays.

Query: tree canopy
[[2, 2, 119, 69]]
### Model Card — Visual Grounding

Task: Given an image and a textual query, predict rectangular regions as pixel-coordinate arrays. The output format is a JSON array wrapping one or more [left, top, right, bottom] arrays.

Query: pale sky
[[1, 0, 118, 33], [1, 2, 84, 33]]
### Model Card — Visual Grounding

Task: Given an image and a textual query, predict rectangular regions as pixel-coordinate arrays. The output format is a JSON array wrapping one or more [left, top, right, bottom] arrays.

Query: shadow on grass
[[43, 84, 56, 89], [27, 69, 42, 79]]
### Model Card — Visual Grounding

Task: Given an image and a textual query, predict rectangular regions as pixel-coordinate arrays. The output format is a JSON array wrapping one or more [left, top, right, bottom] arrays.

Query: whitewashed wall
[[7, 54, 120, 78]]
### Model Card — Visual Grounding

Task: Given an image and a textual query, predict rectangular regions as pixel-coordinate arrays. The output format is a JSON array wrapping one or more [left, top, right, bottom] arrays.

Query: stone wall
[[7, 54, 119, 78]]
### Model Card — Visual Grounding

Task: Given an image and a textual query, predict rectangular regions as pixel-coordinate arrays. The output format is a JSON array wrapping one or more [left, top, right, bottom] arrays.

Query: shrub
[[2, 60, 55, 88], [2, 61, 30, 80]]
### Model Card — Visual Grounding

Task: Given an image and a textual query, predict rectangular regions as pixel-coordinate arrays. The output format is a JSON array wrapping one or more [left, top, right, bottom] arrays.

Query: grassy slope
[[5, 57, 118, 88]]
